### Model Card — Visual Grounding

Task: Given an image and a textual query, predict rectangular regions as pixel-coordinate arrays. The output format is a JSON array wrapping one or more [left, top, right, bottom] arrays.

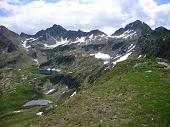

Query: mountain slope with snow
[[1, 20, 170, 127], [19, 20, 170, 66]]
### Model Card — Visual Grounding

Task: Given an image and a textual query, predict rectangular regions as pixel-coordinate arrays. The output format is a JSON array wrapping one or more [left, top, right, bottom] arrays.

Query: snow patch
[[113, 52, 132, 65], [128, 44, 133, 50], [46, 89, 56, 95], [91, 52, 111, 60], [145, 70, 152, 73], [90, 52, 111, 64], [114, 54, 121, 59], [104, 61, 109, 64], [47, 68, 51, 71], [22, 40, 30, 49], [54, 68, 61, 72], [74, 37, 86, 43], [104, 66, 110, 70], [90, 54, 94, 56], [51, 68, 56, 71], [127, 44, 135, 52], [27, 38, 38, 42], [70, 91, 76, 97], [138, 55, 142, 58], [101, 34, 106, 37], [22, 77, 26, 80], [33, 59, 39, 65], [89, 34, 93, 39], [110, 30, 136, 39], [22, 38, 38, 50], [46, 68, 61, 72], [36, 112, 43, 116], [14, 110, 23, 113], [44, 38, 69, 49]]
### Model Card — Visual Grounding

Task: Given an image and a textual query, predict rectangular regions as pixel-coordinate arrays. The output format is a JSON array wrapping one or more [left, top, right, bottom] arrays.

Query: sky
[[0, 0, 170, 35]]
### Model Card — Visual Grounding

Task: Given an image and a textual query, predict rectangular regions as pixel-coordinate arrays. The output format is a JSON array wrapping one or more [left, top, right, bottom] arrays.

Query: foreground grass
[[1, 59, 170, 127]]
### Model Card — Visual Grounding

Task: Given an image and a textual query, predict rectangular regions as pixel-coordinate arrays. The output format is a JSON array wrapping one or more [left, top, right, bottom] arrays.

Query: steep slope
[[137, 26, 170, 59], [20, 25, 107, 64], [4, 59, 170, 127], [0, 26, 39, 122], [0, 26, 33, 68], [42, 59, 169, 127], [20, 20, 151, 66], [105, 20, 153, 65], [21, 24, 106, 48], [20, 20, 170, 70], [112, 20, 152, 36], [1, 20, 170, 127]]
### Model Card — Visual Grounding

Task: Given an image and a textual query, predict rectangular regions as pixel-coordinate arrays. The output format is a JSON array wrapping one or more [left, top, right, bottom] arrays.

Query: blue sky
[[0, 0, 170, 35], [155, 0, 170, 4]]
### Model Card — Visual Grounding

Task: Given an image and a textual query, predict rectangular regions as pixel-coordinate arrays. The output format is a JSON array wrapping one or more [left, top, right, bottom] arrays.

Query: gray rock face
[[19, 20, 170, 66]]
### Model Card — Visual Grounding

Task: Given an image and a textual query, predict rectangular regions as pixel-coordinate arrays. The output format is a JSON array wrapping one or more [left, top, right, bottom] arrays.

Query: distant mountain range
[[0, 20, 170, 67], [1, 20, 170, 127]]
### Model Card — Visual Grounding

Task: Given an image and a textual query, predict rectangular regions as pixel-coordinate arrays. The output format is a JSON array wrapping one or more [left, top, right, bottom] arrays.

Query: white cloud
[[0, 0, 170, 35]]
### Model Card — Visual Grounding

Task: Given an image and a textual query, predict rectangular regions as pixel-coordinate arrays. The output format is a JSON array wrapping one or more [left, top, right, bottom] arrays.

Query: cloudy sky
[[0, 0, 170, 35]]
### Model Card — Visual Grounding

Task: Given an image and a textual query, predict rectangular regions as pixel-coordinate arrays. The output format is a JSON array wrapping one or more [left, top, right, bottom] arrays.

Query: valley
[[0, 20, 170, 127]]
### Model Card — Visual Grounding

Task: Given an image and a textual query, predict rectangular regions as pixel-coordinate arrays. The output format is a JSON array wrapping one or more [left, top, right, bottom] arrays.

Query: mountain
[[0, 25, 20, 53], [112, 20, 152, 36], [0, 26, 33, 68], [137, 26, 170, 59], [19, 20, 170, 67], [20, 25, 107, 64], [34, 24, 106, 39], [21, 24, 106, 44], [1, 20, 170, 127]]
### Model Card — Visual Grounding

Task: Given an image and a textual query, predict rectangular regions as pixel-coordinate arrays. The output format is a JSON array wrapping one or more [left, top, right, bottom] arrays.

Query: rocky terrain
[[0, 20, 170, 127]]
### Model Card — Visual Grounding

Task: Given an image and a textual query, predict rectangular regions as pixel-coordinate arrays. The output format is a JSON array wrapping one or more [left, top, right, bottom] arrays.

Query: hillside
[[0, 20, 170, 127], [1, 58, 170, 127], [0, 26, 34, 68]]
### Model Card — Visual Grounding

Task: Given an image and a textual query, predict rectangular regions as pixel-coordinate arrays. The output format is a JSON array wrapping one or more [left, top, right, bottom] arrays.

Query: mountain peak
[[112, 20, 152, 36], [89, 29, 106, 35], [77, 29, 84, 32], [125, 20, 147, 29], [52, 24, 65, 29], [153, 26, 170, 36], [35, 24, 67, 37], [49, 24, 67, 32], [131, 20, 143, 24], [155, 26, 169, 32]]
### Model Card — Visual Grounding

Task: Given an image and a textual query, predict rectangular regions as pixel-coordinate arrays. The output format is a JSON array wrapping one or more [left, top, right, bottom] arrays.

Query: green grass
[[20, 59, 170, 127], [0, 83, 42, 115], [0, 66, 47, 127], [0, 107, 41, 127], [1, 59, 170, 127], [0, 66, 42, 116]]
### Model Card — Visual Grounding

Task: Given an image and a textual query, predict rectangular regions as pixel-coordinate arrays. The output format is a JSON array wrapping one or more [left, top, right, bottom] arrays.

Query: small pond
[[24, 99, 52, 106], [33, 68, 61, 75], [33, 70, 52, 75]]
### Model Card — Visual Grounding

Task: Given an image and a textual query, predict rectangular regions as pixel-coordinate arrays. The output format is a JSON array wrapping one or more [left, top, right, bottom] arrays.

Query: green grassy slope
[[6, 59, 169, 127], [0, 67, 43, 127]]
